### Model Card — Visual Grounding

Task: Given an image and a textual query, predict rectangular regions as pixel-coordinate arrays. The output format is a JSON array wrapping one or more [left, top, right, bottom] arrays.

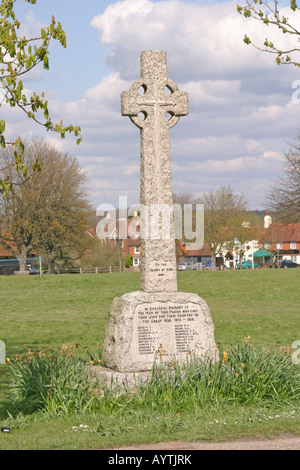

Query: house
[[103, 213, 214, 269], [102, 210, 300, 269], [0, 238, 19, 275], [260, 213, 300, 264], [126, 237, 141, 268], [102, 213, 142, 269], [230, 212, 300, 266], [178, 241, 213, 267]]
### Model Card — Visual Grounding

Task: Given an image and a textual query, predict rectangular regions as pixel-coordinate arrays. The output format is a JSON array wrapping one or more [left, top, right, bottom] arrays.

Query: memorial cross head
[[121, 50, 188, 130]]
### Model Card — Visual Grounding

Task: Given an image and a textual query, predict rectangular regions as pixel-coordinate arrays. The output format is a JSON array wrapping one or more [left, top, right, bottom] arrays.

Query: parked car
[[272, 259, 300, 269], [237, 260, 258, 269], [185, 262, 197, 271], [178, 263, 188, 271], [26, 264, 40, 275], [265, 260, 274, 267], [203, 261, 212, 270]]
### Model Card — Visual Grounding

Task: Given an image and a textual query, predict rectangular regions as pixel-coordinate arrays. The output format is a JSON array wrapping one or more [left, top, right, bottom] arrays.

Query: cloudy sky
[[3, 0, 300, 210]]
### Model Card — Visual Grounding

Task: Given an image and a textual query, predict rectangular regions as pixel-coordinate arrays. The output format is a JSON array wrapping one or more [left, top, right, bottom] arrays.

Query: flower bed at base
[[4, 337, 300, 419]]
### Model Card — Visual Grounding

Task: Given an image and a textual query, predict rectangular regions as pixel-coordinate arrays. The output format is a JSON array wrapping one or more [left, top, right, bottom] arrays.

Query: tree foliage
[[0, 139, 92, 272], [0, 0, 82, 194], [237, 0, 300, 67], [197, 187, 250, 269]]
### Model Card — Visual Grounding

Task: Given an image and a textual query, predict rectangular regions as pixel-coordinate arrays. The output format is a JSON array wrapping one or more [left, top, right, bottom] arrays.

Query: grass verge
[[0, 269, 299, 449]]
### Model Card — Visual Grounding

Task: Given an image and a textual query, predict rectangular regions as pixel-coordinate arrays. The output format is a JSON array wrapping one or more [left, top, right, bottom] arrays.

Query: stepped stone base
[[88, 366, 151, 391], [101, 291, 219, 373]]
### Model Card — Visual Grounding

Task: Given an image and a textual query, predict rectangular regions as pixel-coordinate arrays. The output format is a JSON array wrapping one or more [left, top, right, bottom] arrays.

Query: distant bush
[[124, 254, 133, 268]]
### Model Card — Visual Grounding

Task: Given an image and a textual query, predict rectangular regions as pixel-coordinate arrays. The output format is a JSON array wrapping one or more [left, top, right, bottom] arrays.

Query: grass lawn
[[1, 268, 298, 354], [0, 268, 299, 449]]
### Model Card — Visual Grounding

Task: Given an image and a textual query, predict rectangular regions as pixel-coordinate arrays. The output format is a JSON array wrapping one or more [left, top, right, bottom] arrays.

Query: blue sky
[[4, 0, 300, 211]]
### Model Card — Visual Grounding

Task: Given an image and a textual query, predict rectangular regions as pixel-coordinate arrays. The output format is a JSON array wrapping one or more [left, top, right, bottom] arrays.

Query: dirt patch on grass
[[109, 434, 300, 450]]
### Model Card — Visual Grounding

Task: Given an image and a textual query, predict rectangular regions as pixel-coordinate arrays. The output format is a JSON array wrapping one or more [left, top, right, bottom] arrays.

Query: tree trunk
[[18, 257, 27, 272], [211, 253, 217, 271], [47, 252, 57, 274], [17, 247, 29, 272]]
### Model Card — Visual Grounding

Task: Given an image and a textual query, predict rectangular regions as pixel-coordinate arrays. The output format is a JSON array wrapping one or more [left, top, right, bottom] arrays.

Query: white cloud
[[3, 0, 300, 211], [91, 0, 298, 81]]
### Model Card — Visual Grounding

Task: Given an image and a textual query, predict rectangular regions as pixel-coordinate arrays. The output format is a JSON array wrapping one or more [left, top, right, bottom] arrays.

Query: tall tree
[[198, 186, 249, 270], [0, 0, 81, 194], [0, 139, 92, 272], [237, 1, 300, 67], [265, 137, 300, 222]]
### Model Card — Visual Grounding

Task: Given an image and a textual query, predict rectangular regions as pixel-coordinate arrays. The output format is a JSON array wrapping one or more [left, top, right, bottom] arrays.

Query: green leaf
[[15, 80, 23, 101], [19, 141, 25, 154], [43, 54, 49, 69], [243, 35, 251, 45]]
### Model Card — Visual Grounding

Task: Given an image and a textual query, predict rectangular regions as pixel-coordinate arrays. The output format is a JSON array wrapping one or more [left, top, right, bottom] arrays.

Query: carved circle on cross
[[128, 78, 181, 130]]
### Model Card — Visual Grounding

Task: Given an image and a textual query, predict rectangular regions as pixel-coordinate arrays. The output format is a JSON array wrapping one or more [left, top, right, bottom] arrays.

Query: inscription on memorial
[[147, 261, 175, 286], [137, 326, 158, 355], [136, 302, 201, 357], [149, 262, 175, 276]]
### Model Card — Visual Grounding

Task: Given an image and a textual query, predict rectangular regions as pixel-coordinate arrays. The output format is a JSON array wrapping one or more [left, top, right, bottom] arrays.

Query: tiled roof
[[127, 237, 141, 247], [260, 223, 300, 242], [0, 236, 17, 258], [0, 246, 13, 257], [179, 242, 212, 257]]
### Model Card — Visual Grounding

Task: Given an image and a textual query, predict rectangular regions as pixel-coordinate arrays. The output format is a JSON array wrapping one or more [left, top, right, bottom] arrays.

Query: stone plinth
[[102, 291, 219, 373], [88, 366, 150, 392]]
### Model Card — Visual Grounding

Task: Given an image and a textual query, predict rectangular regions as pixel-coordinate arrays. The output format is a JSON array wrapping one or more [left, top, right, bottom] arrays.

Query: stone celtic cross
[[121, 50, 188, 293]]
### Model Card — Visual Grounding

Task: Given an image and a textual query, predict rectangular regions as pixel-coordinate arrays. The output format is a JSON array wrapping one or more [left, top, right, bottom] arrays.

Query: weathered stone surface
[[88, 365, 150, 392], [121, 50, 188, 293], [102, 291, 219, 372], [99, 51, 219, 377], [0, 340, 6, 365]]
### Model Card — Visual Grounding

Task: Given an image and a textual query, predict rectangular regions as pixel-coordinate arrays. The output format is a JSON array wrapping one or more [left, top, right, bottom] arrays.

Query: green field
[[1, 269, 299, 355], [0, 269, 299, 449]]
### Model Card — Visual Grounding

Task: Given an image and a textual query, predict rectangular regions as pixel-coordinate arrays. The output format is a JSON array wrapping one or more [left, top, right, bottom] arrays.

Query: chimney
[[264, 210, 272, 229]]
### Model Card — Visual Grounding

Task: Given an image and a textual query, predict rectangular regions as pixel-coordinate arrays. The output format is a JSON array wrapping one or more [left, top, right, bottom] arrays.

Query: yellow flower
[[164, 397, 167, 401], [90, 360, 94, 365], [241, 363, 245, 367], [6, 357, 10, 363], [222, 351, 228, 364]]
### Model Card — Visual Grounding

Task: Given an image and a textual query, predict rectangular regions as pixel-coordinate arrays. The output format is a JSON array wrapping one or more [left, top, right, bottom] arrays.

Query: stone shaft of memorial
[[121, 50, 188, 293]]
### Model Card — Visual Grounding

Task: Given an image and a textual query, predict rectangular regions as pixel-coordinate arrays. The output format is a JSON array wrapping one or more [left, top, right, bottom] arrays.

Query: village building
[[259, 213, 300, 265]]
